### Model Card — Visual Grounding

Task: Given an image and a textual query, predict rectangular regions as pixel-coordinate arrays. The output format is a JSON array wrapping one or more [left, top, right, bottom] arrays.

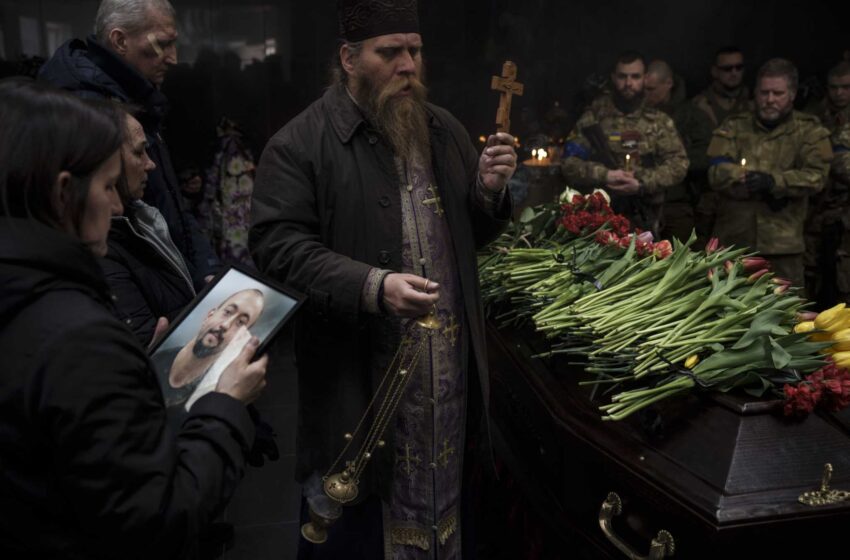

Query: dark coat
[[38, 36, 219, 289], [250, 84, 510, 496], [0, 218, 253, 559], [101, 208, 195, 346]]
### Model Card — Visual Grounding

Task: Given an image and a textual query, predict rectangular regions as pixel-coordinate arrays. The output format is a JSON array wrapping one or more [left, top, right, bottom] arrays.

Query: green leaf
[[732, 310, 787, 349], [769, 337, 792, 369]]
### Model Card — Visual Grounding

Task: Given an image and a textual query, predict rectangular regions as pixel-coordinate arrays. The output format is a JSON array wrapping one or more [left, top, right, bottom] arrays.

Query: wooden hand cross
[[491, 61, 524, 134]]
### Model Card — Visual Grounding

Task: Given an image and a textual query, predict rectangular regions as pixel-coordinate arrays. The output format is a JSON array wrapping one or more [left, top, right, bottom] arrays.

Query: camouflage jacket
[[692, 85, 753, 128], [707, 111, 832, 254], [833, 123, 850, 185], [808, 98, 850, 132], [561, 97, 688, 198]]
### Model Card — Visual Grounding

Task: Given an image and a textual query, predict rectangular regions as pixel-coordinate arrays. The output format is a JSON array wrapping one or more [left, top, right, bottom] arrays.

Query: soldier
[[831, 124, 850, 304], [805, 62, 850, 305], [810, 61, 850, 130], [561, 51, 688, 235], [707, 58, 832, 290], [645, 60, 714, 242], [692, 47, 754, 241], [692, 46, 753, 128]]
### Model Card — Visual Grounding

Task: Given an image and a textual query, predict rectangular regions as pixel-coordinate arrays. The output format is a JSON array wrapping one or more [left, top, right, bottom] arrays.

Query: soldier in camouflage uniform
[[804, 62, 850, 305], [692, 46, 753, 128], [645, 60, 714, 242], [692, 47, 755, 245], [707, 58, 832, 291], [561, 51, 689, 235]]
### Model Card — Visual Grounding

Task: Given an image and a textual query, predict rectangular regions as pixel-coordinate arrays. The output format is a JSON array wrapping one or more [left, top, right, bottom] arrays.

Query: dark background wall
[[1, 0, 846, 169]]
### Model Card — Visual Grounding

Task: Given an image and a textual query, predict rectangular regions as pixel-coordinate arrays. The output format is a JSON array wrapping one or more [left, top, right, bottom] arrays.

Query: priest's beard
[[355, 71, 431, 164]]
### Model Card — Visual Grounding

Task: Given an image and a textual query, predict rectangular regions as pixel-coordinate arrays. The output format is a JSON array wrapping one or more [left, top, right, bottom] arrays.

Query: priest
[[249, 0, 516, 557]]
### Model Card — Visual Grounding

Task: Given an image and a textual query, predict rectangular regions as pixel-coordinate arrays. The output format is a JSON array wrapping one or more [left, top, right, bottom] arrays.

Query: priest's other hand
[[479, 132, 517, 192], [383, 273, 441, 318]]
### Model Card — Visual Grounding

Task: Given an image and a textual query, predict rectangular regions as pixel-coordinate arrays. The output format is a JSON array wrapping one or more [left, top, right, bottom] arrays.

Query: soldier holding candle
[[707, 58, 832, 290], [560, 51, 688, 236]]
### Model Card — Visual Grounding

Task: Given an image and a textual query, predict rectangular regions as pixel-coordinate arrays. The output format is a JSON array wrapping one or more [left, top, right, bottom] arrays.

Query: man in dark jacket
[[250, 1, 515, 557], [38, 0, 219, 289]]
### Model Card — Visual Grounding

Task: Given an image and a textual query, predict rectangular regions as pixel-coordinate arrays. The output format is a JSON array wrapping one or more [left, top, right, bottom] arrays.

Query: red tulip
[[742, 256, 771, 272], [747, 268, 770, 283], [653, 240, 673, 259], [705, 237, 720, 254], [796, 311, 818, 322]]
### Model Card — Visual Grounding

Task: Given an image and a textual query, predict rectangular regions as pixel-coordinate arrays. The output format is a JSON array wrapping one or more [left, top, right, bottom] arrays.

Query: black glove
[[743, 171, 775, 195], [246, 404, 280, 467], [744, 171, 787, 211]]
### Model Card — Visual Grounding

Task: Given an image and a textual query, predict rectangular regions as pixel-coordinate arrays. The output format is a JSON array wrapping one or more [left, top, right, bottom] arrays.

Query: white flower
[[559, 186, 581, 204]]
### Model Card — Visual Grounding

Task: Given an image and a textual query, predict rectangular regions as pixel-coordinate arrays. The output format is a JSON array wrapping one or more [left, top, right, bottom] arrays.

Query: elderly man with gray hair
[[39, 0, 220, 291]]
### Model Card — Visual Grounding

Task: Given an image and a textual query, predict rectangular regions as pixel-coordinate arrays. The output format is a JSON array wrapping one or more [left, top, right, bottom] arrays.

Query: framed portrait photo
[[149, 265, 304, 414]]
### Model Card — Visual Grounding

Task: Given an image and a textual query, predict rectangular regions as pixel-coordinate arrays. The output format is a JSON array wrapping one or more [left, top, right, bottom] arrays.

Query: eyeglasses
[[717, 64, 744, 73]]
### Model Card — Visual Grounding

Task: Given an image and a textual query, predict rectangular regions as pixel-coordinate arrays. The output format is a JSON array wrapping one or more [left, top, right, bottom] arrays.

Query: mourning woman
[[102, 108, 195, 345], [0, 78, 268, 558]]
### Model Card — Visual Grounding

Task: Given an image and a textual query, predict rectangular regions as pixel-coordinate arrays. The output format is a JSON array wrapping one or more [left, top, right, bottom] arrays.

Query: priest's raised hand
[[480, 132, 518, 192]]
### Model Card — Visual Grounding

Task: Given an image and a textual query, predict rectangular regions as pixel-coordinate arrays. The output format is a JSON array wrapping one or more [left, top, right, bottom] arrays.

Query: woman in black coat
[[101, 111, 196, 345], [0, 79, 268, 559]]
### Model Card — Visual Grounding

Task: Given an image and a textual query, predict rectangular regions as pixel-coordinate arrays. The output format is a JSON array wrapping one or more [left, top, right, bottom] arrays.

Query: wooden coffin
[[487, 324, 850, 558]]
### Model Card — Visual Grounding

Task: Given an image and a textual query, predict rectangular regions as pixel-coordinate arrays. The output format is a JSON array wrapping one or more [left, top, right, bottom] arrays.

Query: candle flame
[[625, 154, 631, 162], [537, 149, 548, 161], [479, 135, 487, 143], [741, 158, 747, 167], [532, 149, 537, 157]]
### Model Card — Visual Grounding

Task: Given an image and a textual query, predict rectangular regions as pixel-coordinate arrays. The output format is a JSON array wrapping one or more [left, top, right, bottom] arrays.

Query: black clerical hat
[[337, 0, 420, 42]]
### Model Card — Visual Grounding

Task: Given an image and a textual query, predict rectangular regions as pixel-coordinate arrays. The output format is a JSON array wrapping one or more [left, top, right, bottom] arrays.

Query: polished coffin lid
[[487, 324, 850, 529]]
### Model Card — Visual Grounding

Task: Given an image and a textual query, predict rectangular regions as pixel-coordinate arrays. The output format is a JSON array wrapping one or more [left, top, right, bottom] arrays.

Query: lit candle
[[625, 153, 631, 172], [740, 157, 747, 168], [537, 148, 548, 162], [479, 135, 487, 144], [532, 148, 538, 158], [740, 157, 747, 180]]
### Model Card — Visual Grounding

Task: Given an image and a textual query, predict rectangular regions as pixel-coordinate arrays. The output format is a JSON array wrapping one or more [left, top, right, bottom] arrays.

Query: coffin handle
[[599, 492, 675, 559]]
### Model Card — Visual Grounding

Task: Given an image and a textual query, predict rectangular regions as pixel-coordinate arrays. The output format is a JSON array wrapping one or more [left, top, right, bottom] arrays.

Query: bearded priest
[[250, 0, 516, 558]]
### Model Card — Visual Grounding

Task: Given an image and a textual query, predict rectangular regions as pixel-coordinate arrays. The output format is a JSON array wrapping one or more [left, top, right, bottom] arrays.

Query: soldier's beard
[[757, 106, 792, 128], [613, 89, 645, 114], [355, 72, 431, 164]]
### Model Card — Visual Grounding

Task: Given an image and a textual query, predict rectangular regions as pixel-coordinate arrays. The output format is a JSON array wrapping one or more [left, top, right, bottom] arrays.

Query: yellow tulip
[[825, 311, 850, 333], [809, 332, 833, 343], [832, 341, 850, 352], [794, 321, 816, 334], [814, 303, 848, 330], [684, 355, 699, 369], [832, 328, 850, 342], [832, 351, 850, 368]]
